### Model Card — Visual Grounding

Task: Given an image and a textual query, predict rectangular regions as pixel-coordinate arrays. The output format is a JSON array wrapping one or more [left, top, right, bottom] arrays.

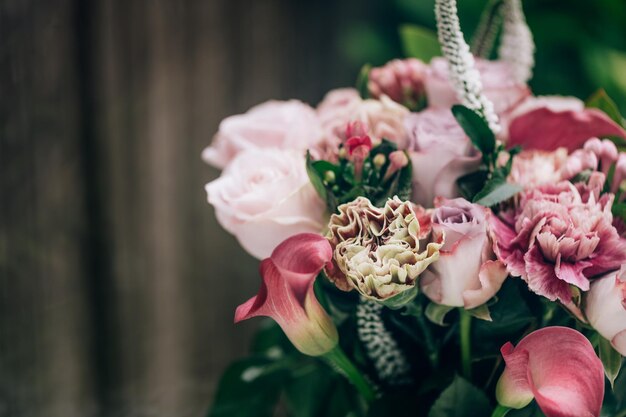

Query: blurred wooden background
[[3, 0, 626, 416], [0, 0, 367, 415]]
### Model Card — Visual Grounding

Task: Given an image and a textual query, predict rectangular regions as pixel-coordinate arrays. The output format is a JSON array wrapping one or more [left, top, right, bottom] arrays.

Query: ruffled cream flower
[[325, 197, 443, 305]]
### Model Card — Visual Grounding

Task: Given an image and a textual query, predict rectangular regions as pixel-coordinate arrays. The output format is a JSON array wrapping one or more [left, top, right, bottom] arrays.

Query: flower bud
[[372, 153, 386, 169], [235, 234, 338, 356]]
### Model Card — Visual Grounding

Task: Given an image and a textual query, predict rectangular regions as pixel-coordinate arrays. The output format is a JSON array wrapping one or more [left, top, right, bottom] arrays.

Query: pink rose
[[205, 149, 326, 259], [506, 96, 626, 152], [424, 57, 529, 116], [421, 198, 507, 309], [490, 178, 626, 303], [584, 266, 626, 356], [316, 88, 410, 150], [368, 58, 428, 107], [405, 108, 482, 207], [202, 100, 323, 169]]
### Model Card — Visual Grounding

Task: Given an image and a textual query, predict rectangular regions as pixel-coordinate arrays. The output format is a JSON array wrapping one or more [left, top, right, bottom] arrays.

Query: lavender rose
[[424, 57, 529, 116], [405, 108, 482, 207], [202, 100, 324, 169], [205, 148, 326, 259], [421, 198, 507, 309]]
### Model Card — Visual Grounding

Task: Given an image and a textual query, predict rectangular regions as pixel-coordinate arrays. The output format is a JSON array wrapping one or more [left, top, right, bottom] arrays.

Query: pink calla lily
[[508, 107, 626, 152], [496, 327, 604, 417], [234, 233, 338, 356]]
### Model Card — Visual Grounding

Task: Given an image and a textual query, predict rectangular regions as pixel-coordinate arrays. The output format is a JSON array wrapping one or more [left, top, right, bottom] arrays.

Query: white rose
[[584, 266, 626, 356], [202, 100, 324, 169], [205, 149, 326, 259]]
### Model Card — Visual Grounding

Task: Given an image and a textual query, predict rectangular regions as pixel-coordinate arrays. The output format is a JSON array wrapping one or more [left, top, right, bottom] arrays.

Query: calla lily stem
[[459, 308, 473, 379], [490, 404, 511, 417], [323, 346, 377, 402]]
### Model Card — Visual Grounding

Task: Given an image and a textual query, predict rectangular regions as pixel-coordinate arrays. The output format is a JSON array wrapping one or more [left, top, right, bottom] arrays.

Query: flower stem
[[323, 346, 377, 402], [459, 308, 473, 379], [490, 404, 511, 417]]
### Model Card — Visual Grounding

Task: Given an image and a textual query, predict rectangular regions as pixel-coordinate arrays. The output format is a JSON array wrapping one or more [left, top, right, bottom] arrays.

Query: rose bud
[[203, 100, 324, 169], [381, 151, 410, 182], [583, 137, 618, 175], [325, 197, 443, 307], [496, 327, 604, 417], [611, 153, 626, 196], [205, 149, 326, 259], [420, 198, 507, 309], [584, 266, 626, 356], [368, 58, 428, 108], [235, 234, 338, 356]]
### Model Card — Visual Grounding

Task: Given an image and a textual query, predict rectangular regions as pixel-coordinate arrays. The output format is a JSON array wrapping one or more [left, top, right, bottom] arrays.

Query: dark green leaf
[[457, 170, 489, 201], [381, 284, 420, 309], [599, 335, 623, 389], [306, 151, 328, 202], [451, 105, 496, 156], [356, 64, 372, 99], [473, 177, 523, 207], [613, 202, 626, 221], [428, 375, 491, 417], [586, 89, 624, 126], [399, 24, 442, 63], [208, 356, 289, 417]]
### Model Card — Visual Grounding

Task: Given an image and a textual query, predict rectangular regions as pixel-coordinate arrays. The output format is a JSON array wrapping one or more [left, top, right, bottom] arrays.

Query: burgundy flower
[[489, 178, 626, 303]]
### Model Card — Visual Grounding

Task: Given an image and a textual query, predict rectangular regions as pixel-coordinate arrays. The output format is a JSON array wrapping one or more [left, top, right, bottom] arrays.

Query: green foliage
[[599, 336, 624, 389], [356, 64, 372, 99], [427, 376, 491, 417], [472, 178, 523, 207], [399, 24, 442, 63], [451, 105, 496, 156], [306, 141, 412, 212], [586, 89, 625, 126]]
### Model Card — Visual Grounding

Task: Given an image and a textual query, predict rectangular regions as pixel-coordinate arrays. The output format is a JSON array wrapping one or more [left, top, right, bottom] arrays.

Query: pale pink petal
[[508, 107, 626, 152], [463, 260, 508, 309], [497, 327, 604, 417]]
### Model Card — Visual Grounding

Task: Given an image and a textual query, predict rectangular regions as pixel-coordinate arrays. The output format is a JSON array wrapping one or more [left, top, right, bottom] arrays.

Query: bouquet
[[205, 1, 626, 416]]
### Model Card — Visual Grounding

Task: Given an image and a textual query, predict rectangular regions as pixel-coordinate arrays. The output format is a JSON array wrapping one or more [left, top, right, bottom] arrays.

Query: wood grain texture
[[1, 0, 356, 416]]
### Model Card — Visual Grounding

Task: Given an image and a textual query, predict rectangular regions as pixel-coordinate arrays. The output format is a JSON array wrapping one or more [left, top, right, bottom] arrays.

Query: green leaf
[[356, 64, 372, 99], [473, 177, 523, 207], [451, 105, 496, 156], [208, 356, 290, 417], [457, 170, 489, 201], [428, 375, 491, 417], [613, 202, 626, 221], [399, 24, 442, 63], [599, 335, 624, 389], [425, 302, 454, 326], [467, 304, 492, 321], [506, 402, 545, 417], [306, 151, 328, 202], [586, 88, 625, 126]]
